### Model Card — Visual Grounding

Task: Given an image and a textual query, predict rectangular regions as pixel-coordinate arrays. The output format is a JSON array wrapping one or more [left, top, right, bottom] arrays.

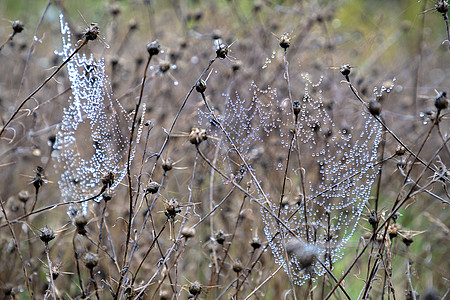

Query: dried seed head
[[340, 64, 351, 76], [102, 193, 112, 202], [159, 289, 171, 300], [215, 230, 225, 245], [232, 259, 243, 273], [18, 190, 30, 203], [83, 252, 98, 269], [145, 181, 160, 194], [129, 19, 138, 31], [32, 166, 45, 191], [277, 32, 294, 49], [286, 238, 318, 271], [436, 1, 449, 14], [250, 236, 262, 249], [292, 99, 301, 116], [102, 172, 115, 189], [181, 227, 196, 239], [232, 61, 241, 72], [83, 23, 100, 41], [158, 60, 171, 73], [147, 40, 161, 56], [434, 91, 448, 110], [12, 20, 24, 34], [164, 198, 181, 219], [388, 223, 401, 239], [188, 281, 202, 296], [162, 158, 173, 171], [73, 214, 88, 235], [40, 226, 55, 244], [195, 79, 207, 93], [368, 100, 382, 116], [109, 3, 121, 16], [52, 263, 61, 280], [395, 145, 406, 156], [189, 127, 208, 145], [402, 234, 413, 246], [216, 42, 229, 59], [368, 210, 379, 229]]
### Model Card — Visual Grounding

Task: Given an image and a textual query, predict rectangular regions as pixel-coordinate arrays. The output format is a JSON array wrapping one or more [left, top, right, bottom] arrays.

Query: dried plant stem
[[405, 245, 416, 300], [73, 233, 86, 297], [325, 135, 450, 299], [115, 52, 155, 298], [15, 0, 52, 100], [149, 58, 217, 177], [243, 265, 283, 300], [44, 244, 56, 299], [0, 39, 89, 140], [0, 199, 34, 299]]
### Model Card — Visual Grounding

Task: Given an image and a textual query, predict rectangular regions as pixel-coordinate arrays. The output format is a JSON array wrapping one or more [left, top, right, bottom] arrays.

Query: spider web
[[198, 72, 383, 285], [53, 15, 141, 217]]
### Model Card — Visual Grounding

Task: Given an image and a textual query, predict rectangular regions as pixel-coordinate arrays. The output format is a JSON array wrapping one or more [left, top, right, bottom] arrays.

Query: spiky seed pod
[[434, 91, 448, 110], [388, 223, 401, 239], [292, 100, 301, 116], [158, 61, 171, 73], [232, 61, 241, 72], [146, 181, 160, 194], [74, 214, 88, 235], [215, 230, 225, 245], [195, 79, 207, 93], [181, 227, 196, 239], [159, 289, 171, 300], [396, 145, 406, 156], [216, 43, 228, 59], [250, 237, 262, 249], [278, 32, 292, 49], [368, 100, 382, 116], [164, 198, 181, 219], [436, 1, 449, 14], [147, 40, 161, 56], [368, 210, 379, 229], [12, 20, 24, 33], [102, 172, 114, 189], [402, 234, 413, 246], [232, 259, 243, 273], [83, 252, 98, 269], [83, 23, 99, 41], [162, 158, 173, 171], [40, 226, 55, 244], [32, 166, 45, 191], [189, 127, 208, 145], [109, 3, 121, 16], [18, 190, 30, 203], [103, 194, 112, 202], [129, 19, 138, 31], [189, 281, 201, 296], [340, 64, 351, 76], [52, 263, 61, 280]]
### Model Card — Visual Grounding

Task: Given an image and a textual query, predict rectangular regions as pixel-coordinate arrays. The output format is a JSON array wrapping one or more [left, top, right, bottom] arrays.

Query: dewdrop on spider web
[[53, 14, 144, 218]]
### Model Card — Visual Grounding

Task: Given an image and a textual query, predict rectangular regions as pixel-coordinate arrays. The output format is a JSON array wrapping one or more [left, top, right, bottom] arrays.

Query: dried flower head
[[147, 40, 161, 56], [83, 252, 98, 269], [189, 127, 208, 145], [40, 226, 55, 244], [12, 20, 24, 34]]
